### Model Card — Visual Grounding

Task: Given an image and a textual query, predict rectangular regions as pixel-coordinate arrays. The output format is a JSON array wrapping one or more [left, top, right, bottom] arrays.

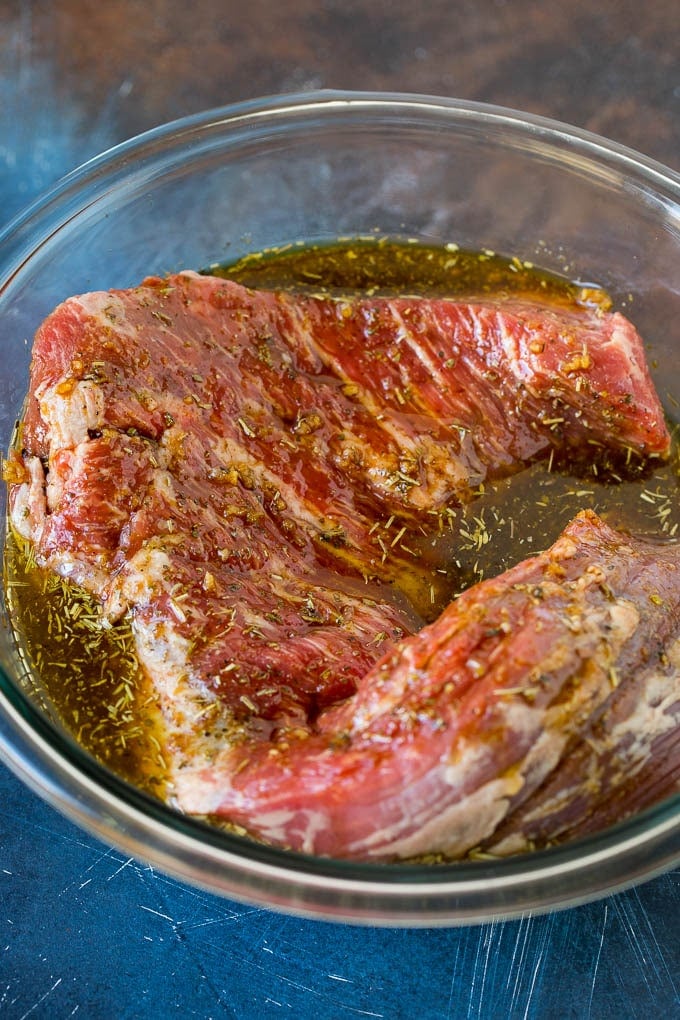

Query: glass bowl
[[1, 91, 679, 926]]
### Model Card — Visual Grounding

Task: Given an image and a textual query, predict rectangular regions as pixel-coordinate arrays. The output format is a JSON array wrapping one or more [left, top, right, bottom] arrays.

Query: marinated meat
[[170, 511, 680, 858], [7, 271, 677, 858]]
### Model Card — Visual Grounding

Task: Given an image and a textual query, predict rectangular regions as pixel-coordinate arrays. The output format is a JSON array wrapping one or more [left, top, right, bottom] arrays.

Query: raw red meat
[[173, 510, 680, 858], [8, 271, 676, 857]]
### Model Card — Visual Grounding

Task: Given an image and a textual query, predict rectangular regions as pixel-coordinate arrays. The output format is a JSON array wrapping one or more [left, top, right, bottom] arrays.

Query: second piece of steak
[[176, 511, 680, 859]]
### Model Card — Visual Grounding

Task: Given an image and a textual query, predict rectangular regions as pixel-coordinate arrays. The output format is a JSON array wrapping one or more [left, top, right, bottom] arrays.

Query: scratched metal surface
[[1, 2, 680, 1017]]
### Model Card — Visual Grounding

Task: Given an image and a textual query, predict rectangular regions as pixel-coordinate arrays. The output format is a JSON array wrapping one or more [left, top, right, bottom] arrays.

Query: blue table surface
[[1, 3, 679, 1016]]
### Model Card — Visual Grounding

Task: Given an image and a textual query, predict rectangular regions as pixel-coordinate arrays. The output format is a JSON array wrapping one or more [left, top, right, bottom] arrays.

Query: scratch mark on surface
[[477, 920, 500, 1019], [59, 846, 119, 897], [107, 857, 135, 880], [446, 936, 464, 1019], [466, 923, 488, 1019], [506, 914, 533, 1016], [270, 973, 384, 1017], [632, 886, 679, 996], [587, 903, 608, 1017], [611, 894, 657, 1000], [18, 976, 62, 1020], [138, 905, 175, 923], [328, 973, 353, 983], [178, 909, 264, 931], [134, 904, 263, 936], [340, 1011, 382, 1018], [521, 947, 544, 1020]]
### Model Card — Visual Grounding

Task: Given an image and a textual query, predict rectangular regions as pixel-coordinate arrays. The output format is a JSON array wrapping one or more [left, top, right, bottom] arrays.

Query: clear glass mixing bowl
[[1, 91, 679, 925]]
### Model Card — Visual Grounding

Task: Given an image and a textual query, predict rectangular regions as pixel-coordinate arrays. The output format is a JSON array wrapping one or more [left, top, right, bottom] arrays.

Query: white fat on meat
[[37, 379, 104, 454]]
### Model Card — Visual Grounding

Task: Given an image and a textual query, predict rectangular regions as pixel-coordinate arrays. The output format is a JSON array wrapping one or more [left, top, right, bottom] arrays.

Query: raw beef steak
[[179, 510, 680, 859]]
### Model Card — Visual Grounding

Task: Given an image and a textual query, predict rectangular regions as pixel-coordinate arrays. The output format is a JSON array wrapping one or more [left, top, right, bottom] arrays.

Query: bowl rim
[[1, 89, 679, 925], [1, 88, 679, 257]]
